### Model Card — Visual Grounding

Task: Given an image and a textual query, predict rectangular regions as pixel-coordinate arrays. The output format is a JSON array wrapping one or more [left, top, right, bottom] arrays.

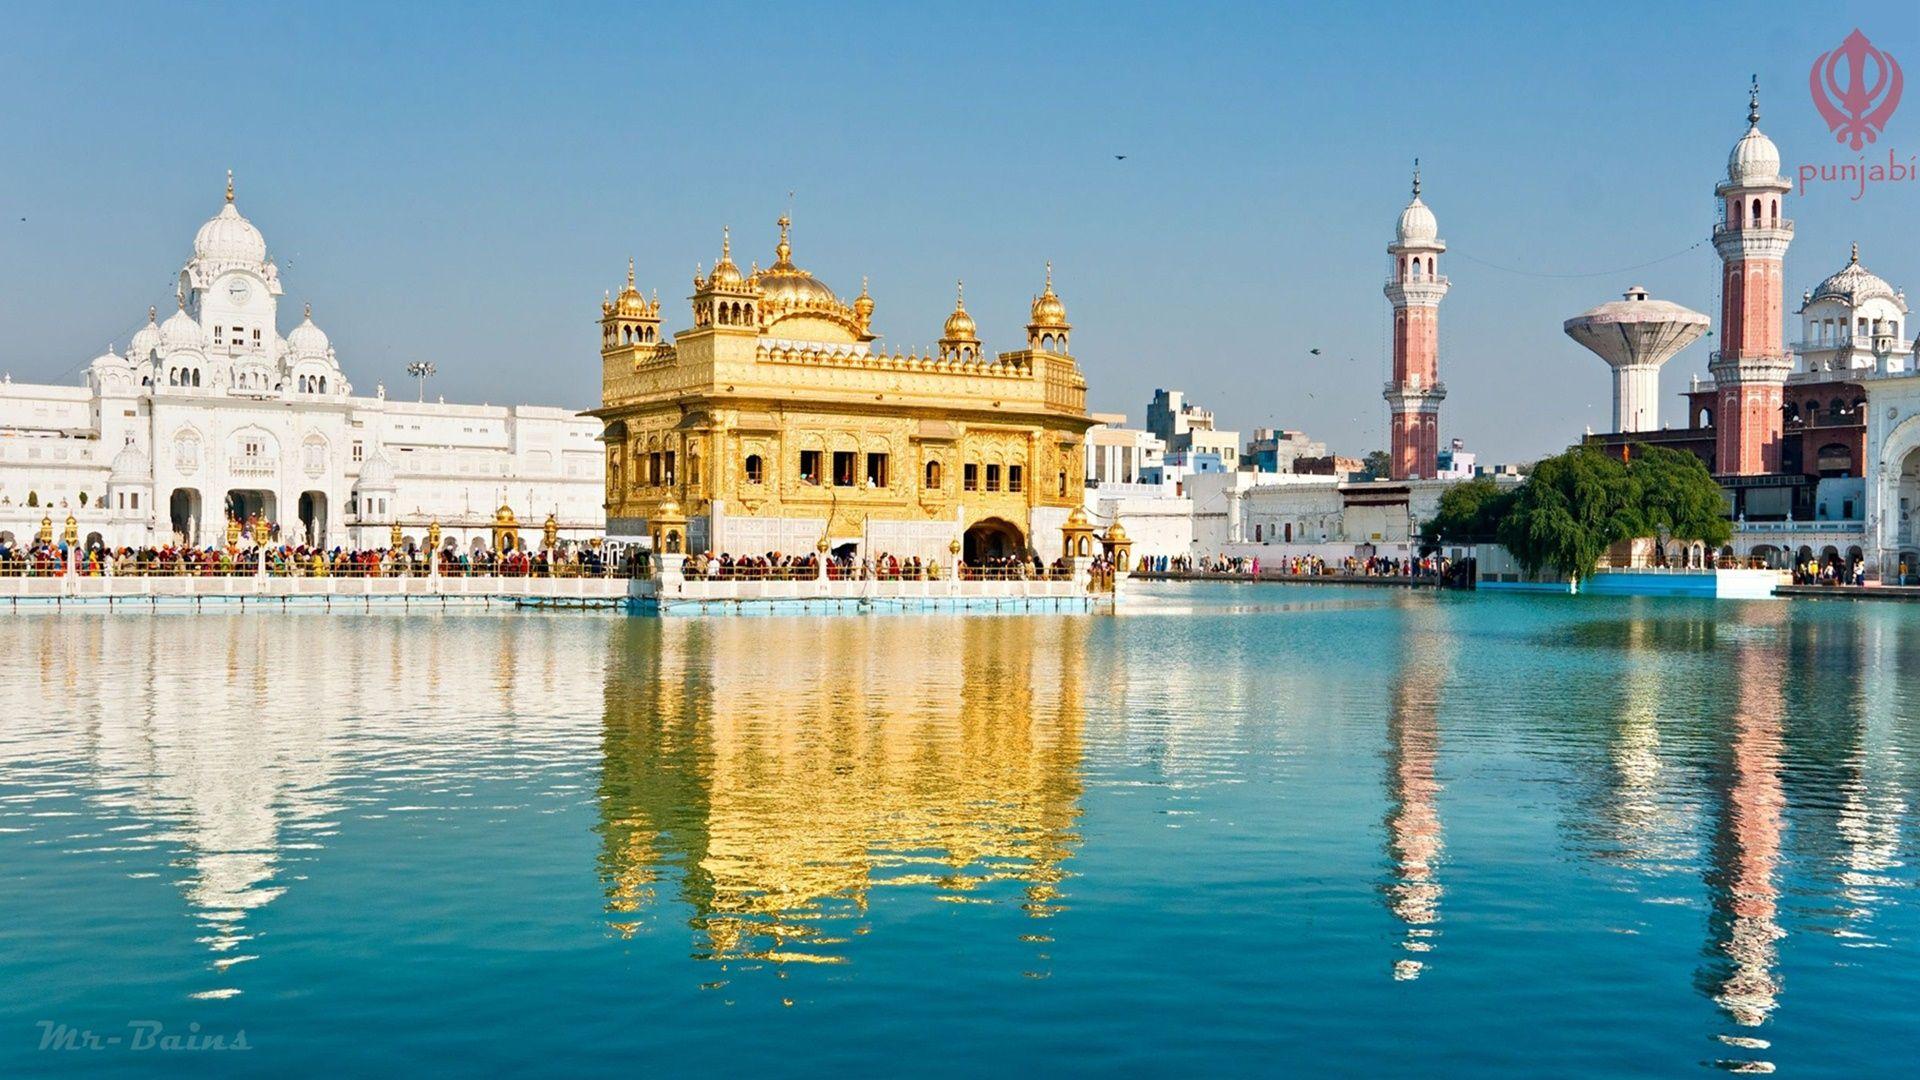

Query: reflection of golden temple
[[1383, 603, 1450, 981], [596, 616, 1087, 968], [593, 219, 1092, 562]]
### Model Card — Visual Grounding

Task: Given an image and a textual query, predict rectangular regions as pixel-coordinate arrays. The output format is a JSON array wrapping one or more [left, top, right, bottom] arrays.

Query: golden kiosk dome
[[613, 258, 654, 316], [495, 504, 517, 524], [1103, 521, 1129, 543], [1030, 262, 1069, 327], [1064, 506, 1092, 529], [942, 281, 979, 342], [706, 228, 745, 289]]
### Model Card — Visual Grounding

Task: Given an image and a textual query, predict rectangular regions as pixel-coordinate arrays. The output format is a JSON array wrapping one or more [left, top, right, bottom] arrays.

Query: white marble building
[[0, 179, 603, 552]]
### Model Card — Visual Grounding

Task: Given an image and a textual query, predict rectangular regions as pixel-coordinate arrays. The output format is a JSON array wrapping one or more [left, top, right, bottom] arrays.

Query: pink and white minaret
[[1710, 78, 1794, 476], [1384, 161, 1448, 481]]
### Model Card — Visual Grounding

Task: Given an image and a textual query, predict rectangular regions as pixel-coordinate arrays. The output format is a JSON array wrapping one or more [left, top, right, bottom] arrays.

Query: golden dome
[[614, 258, 652, 316], [941, 281, 978, 341], [495, 504, 517, 524], [655, 497, 685, 519], [707, 227, 745, 289], [1029, 262, 1069, 327], [1064, 506, 1092, 528], [1103, 521, 1129, 542], [752, 215, 843, 308]]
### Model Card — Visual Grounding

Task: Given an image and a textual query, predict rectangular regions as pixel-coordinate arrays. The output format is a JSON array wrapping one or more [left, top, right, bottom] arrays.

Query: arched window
[[744, 454, 763, 484], [1750, 197, 1762, 225], [1426, 256, 1435, 275], [924, 460, 941, 488]]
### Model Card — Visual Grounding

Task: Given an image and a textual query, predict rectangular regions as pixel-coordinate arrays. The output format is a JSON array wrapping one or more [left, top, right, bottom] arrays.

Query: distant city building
[[1145, 388, 1240, 471], [0, 178, 604, 553], [1084, 413, 1166, 488], [1245, 427, 1327, 473], [1435, 438, 1476, 480], [1294, 454, 1366, 480]]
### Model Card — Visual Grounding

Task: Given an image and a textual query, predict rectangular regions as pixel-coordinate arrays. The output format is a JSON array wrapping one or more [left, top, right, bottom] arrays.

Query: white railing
[[1735, 519, 1865, 534]]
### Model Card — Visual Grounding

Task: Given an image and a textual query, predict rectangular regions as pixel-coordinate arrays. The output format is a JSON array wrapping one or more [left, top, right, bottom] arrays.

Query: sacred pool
[[3, 583, 1916, 1075]]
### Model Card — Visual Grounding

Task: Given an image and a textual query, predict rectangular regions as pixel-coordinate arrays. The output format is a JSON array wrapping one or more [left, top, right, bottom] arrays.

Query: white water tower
[[1564, 286, 1711, 433]]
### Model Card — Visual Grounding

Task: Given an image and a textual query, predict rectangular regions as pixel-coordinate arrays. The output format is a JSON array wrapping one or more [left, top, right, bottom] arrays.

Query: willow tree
[[1625, 445, 1731, 548], [1493, 444, 1728, 580], [1422, 475, 1517, 548], [1496, 448, 1642, 580]]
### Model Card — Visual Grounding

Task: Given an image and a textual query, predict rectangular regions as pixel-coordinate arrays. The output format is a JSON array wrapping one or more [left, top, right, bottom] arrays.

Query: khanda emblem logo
[[1810, 29, 1902, 150]]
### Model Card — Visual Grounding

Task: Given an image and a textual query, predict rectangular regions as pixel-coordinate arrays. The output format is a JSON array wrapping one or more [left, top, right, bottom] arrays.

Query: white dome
[[159, 306, 203, 352], [286, 307, 331, 357], [109, 443, 151, 484], [354, 446, 397, 490], [193, 200, 267, 265], [1396, 196, 1437, 244], [89, 347, 125, 372], [1727, 125, 1781, 186], [1812, 245, 1901, 307], [128, 308, 162, 360]]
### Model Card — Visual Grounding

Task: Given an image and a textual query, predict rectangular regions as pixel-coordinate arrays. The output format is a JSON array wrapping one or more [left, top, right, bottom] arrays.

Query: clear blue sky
[[2, 2, 1915, 462]]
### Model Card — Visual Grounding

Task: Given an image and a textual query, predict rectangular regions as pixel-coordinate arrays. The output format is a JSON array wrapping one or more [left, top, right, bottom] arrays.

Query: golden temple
[[593, 218, 1093, 562]]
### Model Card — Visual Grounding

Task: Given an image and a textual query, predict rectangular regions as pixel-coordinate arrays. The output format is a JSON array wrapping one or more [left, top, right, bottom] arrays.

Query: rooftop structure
[[1564, 286, 1711, 433]]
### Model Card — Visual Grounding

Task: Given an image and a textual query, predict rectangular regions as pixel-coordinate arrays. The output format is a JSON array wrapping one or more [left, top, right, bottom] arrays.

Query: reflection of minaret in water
[[1700, 628, 1786, 1052], [1382, 604, 1451, 981]]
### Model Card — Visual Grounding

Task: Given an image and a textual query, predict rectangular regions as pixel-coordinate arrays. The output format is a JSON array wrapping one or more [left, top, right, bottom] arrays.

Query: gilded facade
[[593, 218, 1092, 562]]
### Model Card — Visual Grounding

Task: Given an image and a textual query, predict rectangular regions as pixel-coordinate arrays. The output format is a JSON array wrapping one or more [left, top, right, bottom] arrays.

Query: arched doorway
[[963, 518, 1025, 564], [298, 491, 328, 546], [169, 488, 203, 544]]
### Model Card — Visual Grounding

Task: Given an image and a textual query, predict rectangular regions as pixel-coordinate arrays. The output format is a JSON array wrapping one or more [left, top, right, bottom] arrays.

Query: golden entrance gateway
[[591, 218, 1094, 565]]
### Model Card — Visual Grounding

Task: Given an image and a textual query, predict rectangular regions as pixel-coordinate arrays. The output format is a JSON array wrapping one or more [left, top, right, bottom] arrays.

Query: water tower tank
[[1564, 287, 1711, 433]]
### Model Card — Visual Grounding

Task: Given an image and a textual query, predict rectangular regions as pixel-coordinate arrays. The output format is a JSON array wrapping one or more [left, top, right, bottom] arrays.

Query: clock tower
[[181, 171, 284, 365]]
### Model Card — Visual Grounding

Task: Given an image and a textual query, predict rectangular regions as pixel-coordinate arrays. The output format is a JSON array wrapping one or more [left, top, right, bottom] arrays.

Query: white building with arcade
[[0, 178, 604, 554]]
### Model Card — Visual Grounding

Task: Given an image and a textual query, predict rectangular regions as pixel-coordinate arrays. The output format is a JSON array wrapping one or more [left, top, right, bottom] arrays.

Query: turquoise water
[[3, 584, 1918, 1076]]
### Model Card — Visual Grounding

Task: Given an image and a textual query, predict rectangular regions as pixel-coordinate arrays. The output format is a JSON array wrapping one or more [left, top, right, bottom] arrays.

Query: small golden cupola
[[1027, 262, 1071, 353], [938, 280, 982, 361], [693, 227, 758, 332], [601, 258, 663, 356]]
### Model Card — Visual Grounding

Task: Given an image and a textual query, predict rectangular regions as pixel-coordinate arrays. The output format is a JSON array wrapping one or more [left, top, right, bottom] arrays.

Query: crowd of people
[[0, 539, 616, 578], [680, 550, 1099, 582], [1134, 552, 1448, 579], [1793, 555, 1866, 587]]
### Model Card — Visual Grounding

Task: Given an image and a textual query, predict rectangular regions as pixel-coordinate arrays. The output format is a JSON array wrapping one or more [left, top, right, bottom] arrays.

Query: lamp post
[[406, 361, 437, 403]]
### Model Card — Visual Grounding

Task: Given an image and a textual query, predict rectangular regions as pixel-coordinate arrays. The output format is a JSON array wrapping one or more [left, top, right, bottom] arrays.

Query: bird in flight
[[1309, 348, 1321, 355], [1114, 155, 1127, 161]]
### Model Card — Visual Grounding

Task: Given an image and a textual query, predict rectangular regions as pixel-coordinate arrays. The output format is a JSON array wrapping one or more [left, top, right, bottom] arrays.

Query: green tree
[[1359, 449, 1392, 481], [1625, 445, 1731, 548], [1496, 447, 1641, 580], [1421, 475, 1516, 549]]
